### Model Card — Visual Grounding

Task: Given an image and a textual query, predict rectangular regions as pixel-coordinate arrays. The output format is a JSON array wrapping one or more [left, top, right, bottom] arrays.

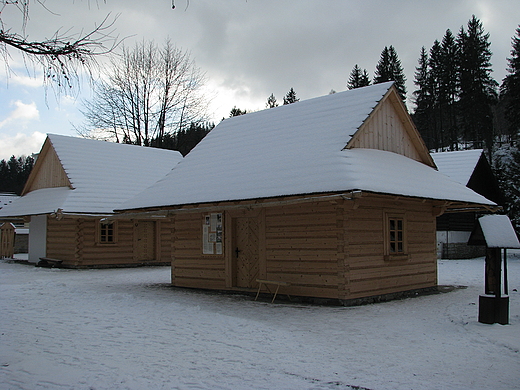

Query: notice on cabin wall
[[203, 213, 223, 255]]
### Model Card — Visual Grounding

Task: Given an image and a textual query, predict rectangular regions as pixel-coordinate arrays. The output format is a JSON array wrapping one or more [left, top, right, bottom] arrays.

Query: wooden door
[[0, 222, 15, 258], [233, 217, 259, 288], [136, 221, 156, 262]]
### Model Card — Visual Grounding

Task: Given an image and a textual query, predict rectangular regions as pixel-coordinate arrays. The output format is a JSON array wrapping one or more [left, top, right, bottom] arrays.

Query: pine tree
[[428, 40, 444, 148], [266, 93, 278, 108], [374, 45, 407, 101], [501, 25, 520, 141], [0, 155, 34, 195], [150, 122, 213, 156], [457, 15, 498, 150], [413, 47, 436, 149], [347, 64, 371, 89], [426, 31, 460, 150], [440, 29, 459, 149], [230, 106, 247, 117], [283, 88, 299, 105]]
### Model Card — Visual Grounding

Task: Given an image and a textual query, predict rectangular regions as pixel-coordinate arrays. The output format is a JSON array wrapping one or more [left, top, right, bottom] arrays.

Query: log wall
[[168, 194, 438, 301], [346, 195, 437, 300], [46, 217, 172, 268], [264, 201, 340, 298], [172, 213, 227, 289]]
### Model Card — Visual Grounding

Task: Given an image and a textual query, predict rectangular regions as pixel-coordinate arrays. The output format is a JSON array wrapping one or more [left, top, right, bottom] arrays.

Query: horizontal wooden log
[[266, 272, 338, 286], [174, 277, 226, 290], [349, 272, 436, 296], [174, 268, 225, 280], [266, 237, 337, 249], [174, 258, 225, 268], [267, 260, 338, 274], [350, 263, 436, 282], [284, 285, 339, 299]]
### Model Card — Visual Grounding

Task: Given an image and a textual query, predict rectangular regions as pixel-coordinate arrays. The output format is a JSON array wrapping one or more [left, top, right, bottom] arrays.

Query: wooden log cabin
[[117, 82, 497, 302], [0, 134, 182, 268]]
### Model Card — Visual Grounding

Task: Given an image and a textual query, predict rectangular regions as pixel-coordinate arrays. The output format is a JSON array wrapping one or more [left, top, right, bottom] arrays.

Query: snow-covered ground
[[1, 254, 519, 390]]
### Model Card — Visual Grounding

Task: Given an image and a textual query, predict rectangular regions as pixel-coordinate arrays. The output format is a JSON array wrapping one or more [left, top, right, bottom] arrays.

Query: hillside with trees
[[409, 17, 520, 230], [0, 156, 35, 195]]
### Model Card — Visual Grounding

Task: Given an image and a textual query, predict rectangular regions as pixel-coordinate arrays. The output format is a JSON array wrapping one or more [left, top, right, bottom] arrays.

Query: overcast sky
[[1, 0, 519, 159]]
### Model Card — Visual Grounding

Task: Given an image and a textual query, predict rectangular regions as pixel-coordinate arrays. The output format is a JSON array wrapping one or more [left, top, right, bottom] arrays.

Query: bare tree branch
[[0, 1, 120, 94]]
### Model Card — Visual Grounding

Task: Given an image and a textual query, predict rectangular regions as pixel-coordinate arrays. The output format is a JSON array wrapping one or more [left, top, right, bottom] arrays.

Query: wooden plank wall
[[264, 201, 340, 298], [46, 217, 76, 264], [346, 195, 437, 300], [168, 194, 437, 301], [348, 99, 423, 163], [172, 213, 227, 289], [46, 217, 173, 267]]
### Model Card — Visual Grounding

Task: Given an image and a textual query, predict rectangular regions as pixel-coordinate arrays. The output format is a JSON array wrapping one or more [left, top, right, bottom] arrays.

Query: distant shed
[[432, 150, 502, 258]]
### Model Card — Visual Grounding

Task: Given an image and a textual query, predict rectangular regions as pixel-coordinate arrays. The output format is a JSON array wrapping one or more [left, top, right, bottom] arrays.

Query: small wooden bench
[[37, 257, 63, 268], [255, 279, 290, 303]]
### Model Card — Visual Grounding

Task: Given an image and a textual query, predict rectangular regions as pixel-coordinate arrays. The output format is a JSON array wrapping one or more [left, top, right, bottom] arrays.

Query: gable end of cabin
[[22, 137, 72, 195], [346, 87, 435, 168]]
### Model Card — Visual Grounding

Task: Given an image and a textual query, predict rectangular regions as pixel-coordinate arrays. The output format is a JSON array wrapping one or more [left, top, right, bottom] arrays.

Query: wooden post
[[503, 249, 508, 295]]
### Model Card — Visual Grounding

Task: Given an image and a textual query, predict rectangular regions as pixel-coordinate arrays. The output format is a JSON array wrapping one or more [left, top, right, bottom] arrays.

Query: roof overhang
[[109, 190, 498, 221]]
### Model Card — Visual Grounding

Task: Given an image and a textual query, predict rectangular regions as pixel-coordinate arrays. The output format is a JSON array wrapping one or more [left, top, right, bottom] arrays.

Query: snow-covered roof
[[477, 215, 520, 248], [0, 134, 183, 217], [119, 83, 495, 211], [0, 193, 19, 209], [431, 149, 483, 186]]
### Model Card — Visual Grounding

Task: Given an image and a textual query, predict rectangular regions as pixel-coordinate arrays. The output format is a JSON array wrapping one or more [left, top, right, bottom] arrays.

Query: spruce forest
[[346, 16, 520, 230]]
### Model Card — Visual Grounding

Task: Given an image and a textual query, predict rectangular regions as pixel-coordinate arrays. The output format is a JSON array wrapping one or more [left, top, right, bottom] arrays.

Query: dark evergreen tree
[[426, 31, 460, 150], [230, 106, 247, 117], [493, 144, 520, 232], [413, 47, 436, 149], [440, 29, 459, 149], [500, 25, 520, 141], [150, 122, 214, 156], [347, 64, 371, 89], [374, 45, 407, 101], [457, 15, 498, 150], [428, 40, 444, 148], [283, 88, 299, 105], [0, 155, 34, 195], [266, 93, 278, 108]]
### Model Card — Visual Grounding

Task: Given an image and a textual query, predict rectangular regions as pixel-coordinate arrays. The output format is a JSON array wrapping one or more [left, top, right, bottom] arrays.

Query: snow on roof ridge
[[119, 82, 493, 211]]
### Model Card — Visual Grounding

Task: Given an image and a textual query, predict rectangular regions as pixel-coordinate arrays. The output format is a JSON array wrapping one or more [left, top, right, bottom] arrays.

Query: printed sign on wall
[[203, 213, 223, 255]]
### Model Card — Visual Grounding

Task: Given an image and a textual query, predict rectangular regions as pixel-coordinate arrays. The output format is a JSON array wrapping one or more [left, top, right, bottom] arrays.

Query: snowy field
[[1, 255, 519, 390]]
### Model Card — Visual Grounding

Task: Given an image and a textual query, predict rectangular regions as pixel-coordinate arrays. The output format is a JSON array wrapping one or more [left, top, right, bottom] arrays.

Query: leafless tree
[[0, 0, 119, 94], [78, 39, 208, 146]]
